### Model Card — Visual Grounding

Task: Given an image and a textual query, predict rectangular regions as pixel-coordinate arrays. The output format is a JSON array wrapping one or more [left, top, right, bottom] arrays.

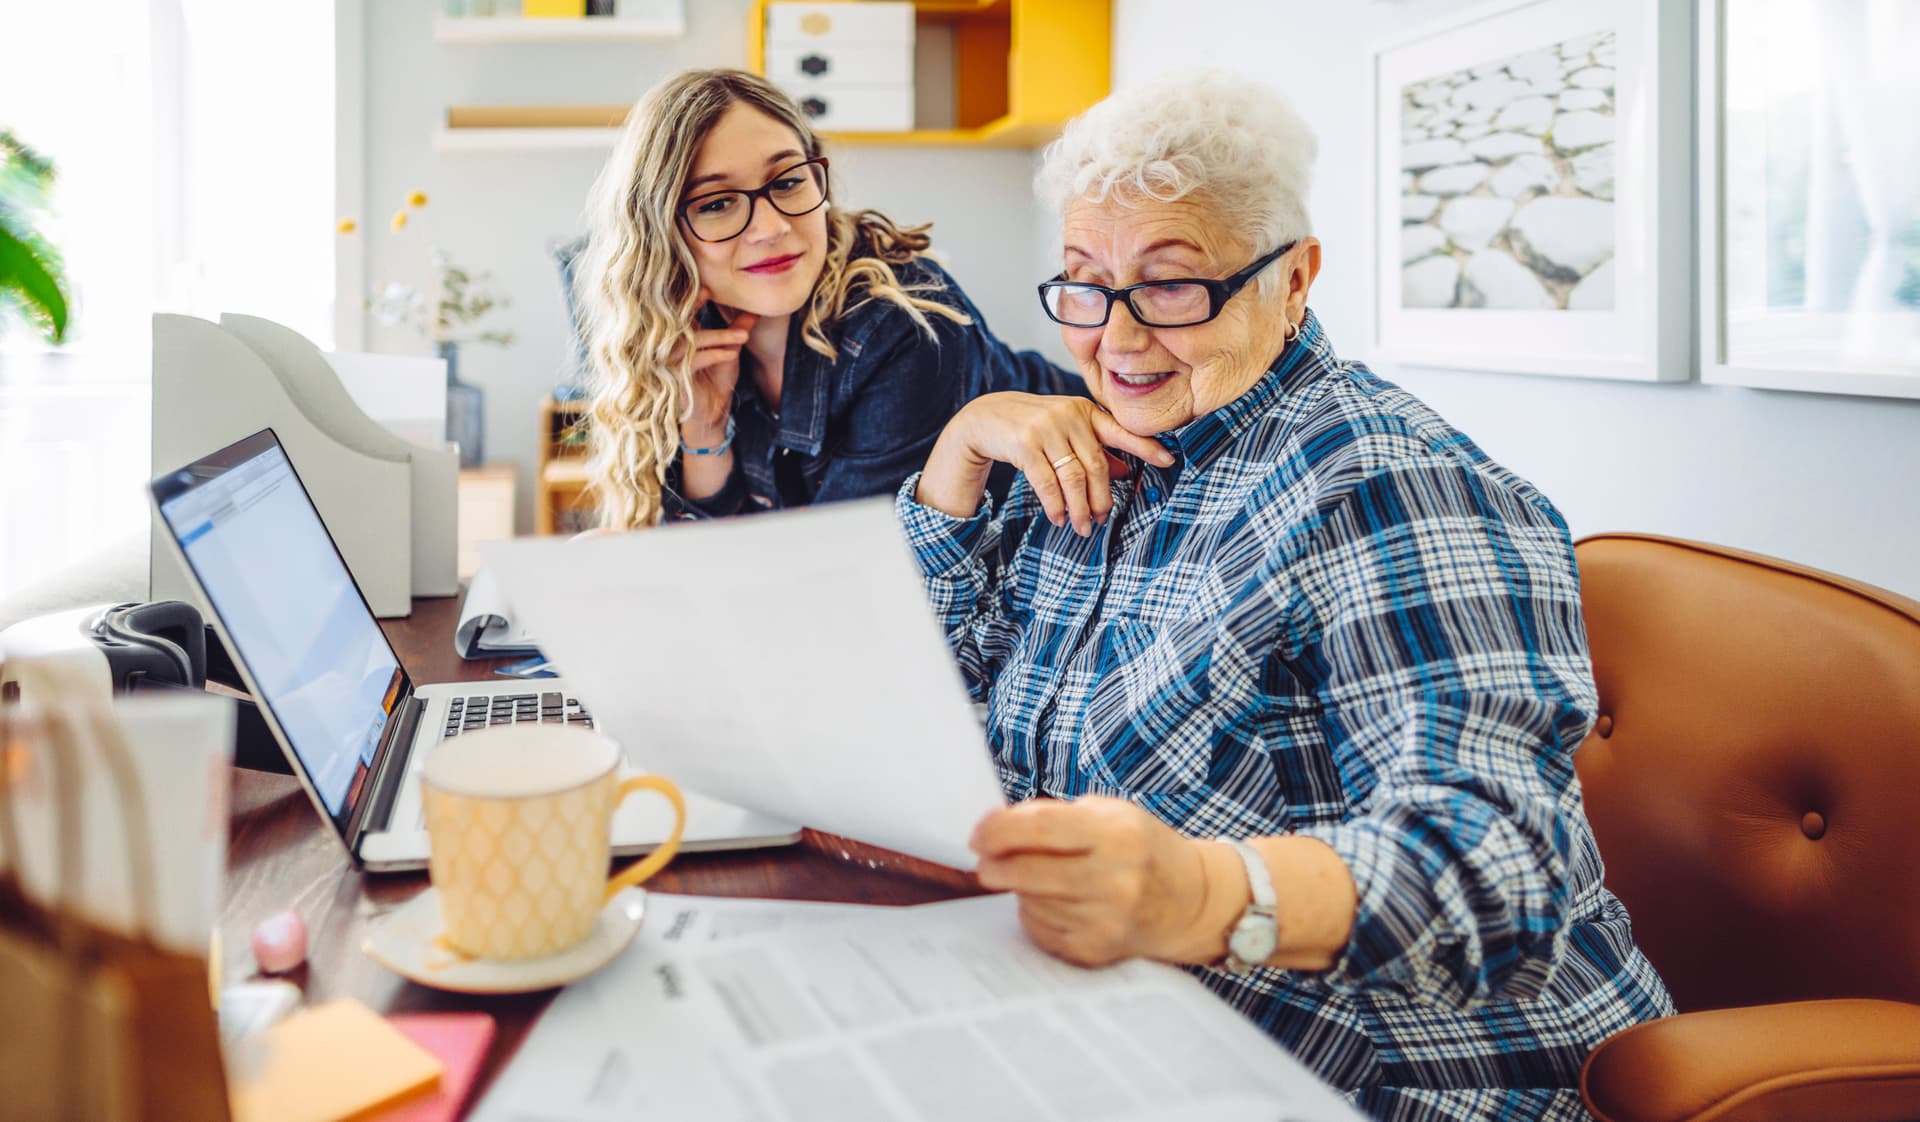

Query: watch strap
[[1227, 840, 1275, 910], [1222, 839, 1278, 974]]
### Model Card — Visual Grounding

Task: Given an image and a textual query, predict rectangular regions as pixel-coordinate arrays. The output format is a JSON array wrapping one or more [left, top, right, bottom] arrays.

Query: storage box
[[766, 2, 913, 42], [766, 43, 914, 88], [786, 86, 914, 132], [765, 1, 914, 131]]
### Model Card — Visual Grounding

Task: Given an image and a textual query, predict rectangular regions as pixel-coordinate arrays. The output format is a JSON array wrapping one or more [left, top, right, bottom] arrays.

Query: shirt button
[[1145, 488, 1161, 502]]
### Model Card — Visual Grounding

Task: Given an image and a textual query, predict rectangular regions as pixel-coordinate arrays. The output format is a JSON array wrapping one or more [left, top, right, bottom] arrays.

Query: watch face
[[1229, 916, 1278, 966]]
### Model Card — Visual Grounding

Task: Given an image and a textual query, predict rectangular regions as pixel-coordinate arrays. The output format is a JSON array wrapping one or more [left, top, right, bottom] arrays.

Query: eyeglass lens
[[683, 162, 827, 242], [1043, 281, 1213, 327]]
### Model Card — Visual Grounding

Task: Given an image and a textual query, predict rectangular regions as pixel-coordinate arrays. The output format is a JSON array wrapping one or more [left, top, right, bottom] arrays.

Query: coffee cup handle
[[604, 774, 687, 901]]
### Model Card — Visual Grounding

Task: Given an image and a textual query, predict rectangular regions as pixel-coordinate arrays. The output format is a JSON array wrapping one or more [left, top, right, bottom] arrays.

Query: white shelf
[[432, 126, 621, 152], [432, 15, 684, 44]]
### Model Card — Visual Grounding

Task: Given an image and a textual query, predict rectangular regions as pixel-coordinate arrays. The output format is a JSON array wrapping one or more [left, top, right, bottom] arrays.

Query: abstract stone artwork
[[1398, 31, 1617, 311]]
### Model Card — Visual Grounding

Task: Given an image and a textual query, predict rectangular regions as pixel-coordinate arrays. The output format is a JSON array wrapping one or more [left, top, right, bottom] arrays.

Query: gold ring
[[1050, 454, 1078, 471]]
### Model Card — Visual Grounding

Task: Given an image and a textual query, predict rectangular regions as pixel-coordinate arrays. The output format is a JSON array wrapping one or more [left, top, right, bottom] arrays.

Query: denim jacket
[[664, 256, 1080, 519]]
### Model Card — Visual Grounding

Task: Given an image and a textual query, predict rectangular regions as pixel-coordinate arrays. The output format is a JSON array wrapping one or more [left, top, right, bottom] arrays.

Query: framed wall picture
[[1700, 0, 1920, 399], [1372, 0, 1692, 381]]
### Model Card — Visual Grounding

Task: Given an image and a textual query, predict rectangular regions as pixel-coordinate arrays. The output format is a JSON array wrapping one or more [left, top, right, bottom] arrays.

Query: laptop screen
[[153, 430, 408, 832]]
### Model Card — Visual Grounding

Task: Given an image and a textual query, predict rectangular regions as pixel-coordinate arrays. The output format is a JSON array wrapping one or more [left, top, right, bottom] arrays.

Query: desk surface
[[219, 592, 980, 1106]]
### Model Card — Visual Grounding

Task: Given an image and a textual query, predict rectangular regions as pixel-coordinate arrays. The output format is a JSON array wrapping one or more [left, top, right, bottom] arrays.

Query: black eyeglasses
[[1037, 241, 1297, 328], [678, 157, 830, 243]]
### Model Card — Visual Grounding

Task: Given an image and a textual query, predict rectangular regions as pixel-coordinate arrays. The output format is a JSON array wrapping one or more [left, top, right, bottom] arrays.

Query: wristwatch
[[1221, 840, 1279, 974]]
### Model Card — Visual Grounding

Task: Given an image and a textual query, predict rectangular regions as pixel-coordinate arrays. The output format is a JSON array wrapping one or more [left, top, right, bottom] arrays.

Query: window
[[0, 0, 337, 596]]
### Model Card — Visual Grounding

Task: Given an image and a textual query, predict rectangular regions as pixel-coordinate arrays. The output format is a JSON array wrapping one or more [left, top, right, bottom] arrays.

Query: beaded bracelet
[[685, 415, 736, 457]]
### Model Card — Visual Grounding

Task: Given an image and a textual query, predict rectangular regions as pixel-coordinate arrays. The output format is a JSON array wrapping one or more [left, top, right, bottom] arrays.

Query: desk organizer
[[150, 313, 459, 618]]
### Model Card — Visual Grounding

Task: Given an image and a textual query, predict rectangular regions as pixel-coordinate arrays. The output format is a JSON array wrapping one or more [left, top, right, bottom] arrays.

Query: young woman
[[577, 68, 1076, 528]]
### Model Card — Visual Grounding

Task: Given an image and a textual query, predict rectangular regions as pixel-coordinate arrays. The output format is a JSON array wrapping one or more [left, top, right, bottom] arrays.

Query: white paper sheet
[[324, 349, 447, 452], [454, 565, 540, 659], [481, 499, 1007, 869], [473, 894, 1365, 1122]]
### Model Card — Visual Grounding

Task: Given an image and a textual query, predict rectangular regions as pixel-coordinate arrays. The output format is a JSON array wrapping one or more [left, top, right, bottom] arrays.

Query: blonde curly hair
[[578, 68, 966, 529]]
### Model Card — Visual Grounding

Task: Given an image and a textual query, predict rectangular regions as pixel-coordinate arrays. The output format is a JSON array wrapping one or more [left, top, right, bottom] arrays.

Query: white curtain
[[1812, 0, 1920, 360]]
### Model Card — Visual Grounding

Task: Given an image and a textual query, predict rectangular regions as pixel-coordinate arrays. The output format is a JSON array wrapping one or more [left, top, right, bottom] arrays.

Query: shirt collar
[[1151, 307, 1331, 473]]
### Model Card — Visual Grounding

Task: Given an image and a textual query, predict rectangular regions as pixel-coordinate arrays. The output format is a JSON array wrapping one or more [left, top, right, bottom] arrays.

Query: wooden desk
[[218, 592, 980, 1106]]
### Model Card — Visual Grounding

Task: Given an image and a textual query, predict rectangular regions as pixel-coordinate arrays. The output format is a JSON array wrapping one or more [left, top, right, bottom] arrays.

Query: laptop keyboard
[[441, 691, 594, 740]]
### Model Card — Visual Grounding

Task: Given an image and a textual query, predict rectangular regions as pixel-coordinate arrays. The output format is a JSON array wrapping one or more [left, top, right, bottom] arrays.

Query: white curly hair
[[1036, 69, 1317, 293]]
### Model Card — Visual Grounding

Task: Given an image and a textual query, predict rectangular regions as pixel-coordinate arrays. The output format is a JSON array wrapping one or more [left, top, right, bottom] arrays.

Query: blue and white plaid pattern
[[898, 311, 1672, 1118]]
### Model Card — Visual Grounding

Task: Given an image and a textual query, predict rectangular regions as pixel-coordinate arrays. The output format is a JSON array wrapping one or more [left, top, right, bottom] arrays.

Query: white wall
[[356, 0, 1064, 532], [1115, 0, 1920, 597]]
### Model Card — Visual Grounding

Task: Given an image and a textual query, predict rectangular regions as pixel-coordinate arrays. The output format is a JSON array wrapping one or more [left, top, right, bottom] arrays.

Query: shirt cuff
[[895, 471, 993, 575], [1295, 817, 1424, 997], [668, 458, 747, 520]]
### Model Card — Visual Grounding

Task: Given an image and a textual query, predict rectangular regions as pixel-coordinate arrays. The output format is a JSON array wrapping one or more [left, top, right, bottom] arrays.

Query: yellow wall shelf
[[432, 14, 684, 43], [748, 0, 1110, 148]]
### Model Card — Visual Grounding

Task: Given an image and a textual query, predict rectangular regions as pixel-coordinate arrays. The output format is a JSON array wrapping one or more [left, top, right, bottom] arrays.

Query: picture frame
[[1699, 0, 1920, 399], [1371, 0, 1692, 381]]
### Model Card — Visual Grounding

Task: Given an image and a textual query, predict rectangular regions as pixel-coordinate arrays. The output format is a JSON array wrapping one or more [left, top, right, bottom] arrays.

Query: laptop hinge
[[346, 690, 423, 850]]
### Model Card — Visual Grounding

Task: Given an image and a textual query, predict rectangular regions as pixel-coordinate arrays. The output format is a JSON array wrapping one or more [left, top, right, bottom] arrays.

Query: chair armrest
[[1581, 998, 1920, 1122]]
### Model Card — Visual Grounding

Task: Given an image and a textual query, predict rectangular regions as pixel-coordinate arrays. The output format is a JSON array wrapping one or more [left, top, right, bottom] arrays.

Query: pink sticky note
[[363, 1012, 497, 1122]]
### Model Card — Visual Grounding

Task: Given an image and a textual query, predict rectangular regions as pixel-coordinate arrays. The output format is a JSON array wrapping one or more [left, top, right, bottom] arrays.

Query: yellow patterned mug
[[419, 724, 685, 961]]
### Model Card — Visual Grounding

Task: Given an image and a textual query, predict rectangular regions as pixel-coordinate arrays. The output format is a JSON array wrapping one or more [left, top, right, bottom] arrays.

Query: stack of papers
[[454, 566, 540, 658], [473, 894, 1362, 1122]]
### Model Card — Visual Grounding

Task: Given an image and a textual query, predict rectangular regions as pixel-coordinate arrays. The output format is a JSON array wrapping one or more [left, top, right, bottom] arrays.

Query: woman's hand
[[970, 796, 1223, 968], [916, 394, 1174, 535], [675, 287, 760, 446]]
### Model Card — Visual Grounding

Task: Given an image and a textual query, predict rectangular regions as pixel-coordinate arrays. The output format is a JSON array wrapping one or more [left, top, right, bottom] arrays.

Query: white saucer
[[362, 887, 647, 994]]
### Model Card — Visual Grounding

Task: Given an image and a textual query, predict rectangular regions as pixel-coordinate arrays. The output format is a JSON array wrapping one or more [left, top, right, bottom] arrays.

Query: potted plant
[[0, 130, 71, 344], [344, 192, 515, 467]]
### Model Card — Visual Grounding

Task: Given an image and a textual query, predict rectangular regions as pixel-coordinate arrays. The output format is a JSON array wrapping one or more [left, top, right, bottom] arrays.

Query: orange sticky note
[[227, 999, 441, 1122], [365, 1013, 496, 1122]]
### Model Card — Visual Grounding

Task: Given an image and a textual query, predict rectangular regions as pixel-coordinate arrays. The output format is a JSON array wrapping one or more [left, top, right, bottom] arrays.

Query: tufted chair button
[[1800, 811, 1827, 840], [1594, 714, 1613, 739]]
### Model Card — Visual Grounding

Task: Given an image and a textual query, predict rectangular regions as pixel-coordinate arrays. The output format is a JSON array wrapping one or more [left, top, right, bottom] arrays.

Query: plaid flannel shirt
[[897, 311, 1672, 1120]]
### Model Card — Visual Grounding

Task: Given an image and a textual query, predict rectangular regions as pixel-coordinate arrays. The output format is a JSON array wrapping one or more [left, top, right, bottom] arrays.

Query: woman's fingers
[[971, 798, 1096, 857], [1021, 448, 1071, 529], [977, 851, 1112, 899], [1089, 409, 1175, 467], [692, 327, 750, 350], [1047, 450, 1094, 535], [1064, 430, 1114, 526], [688, 344, 745, 374]]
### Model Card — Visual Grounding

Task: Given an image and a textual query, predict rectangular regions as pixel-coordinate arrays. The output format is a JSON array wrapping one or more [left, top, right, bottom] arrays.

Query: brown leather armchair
[[1573, 534, 1920, 1121]]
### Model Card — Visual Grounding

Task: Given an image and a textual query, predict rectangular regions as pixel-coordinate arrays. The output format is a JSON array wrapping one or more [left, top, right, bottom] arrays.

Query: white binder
[[150, 313, 460, 618]]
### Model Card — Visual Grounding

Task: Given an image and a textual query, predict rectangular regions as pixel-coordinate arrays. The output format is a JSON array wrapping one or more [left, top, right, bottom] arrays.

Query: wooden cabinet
[[436, 0, 1111, 151], [536, 396, 596, 535], [457, 463, 518, 578], [749, 0, 1111, 147]]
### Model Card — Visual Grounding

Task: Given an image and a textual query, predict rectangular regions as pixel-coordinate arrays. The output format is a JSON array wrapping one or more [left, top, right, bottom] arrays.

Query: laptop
[[151, 428, 801, 872]]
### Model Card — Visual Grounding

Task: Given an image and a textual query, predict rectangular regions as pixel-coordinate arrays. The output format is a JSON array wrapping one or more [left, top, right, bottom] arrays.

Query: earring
[[1284, 320, 1299, 342]]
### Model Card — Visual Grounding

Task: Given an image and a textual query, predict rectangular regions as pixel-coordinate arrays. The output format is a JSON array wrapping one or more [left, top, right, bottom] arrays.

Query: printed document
[[483, 499, 1007, 868], [473, 894, 1364, 1122]]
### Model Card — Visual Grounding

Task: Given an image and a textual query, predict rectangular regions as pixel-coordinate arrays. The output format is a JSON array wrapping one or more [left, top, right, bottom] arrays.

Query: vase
[[437, 341, 485, 469]]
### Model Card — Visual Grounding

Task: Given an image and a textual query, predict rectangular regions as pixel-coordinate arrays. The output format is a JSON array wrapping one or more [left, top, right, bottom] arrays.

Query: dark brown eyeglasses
[[679, 157, 830, 243]]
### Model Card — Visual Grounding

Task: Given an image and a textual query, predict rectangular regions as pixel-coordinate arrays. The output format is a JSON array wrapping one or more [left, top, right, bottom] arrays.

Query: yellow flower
[[391, 210, 409, 232], [408, 191, 429, 208], [336, 218, 358, 235]]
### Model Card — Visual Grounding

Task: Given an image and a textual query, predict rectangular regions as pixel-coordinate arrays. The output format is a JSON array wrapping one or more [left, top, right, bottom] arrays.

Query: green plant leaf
[[0, 222, 69, 343]]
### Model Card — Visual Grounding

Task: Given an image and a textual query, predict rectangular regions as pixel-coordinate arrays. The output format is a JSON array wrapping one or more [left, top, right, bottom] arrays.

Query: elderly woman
[[900, 71, 1672, 1120]]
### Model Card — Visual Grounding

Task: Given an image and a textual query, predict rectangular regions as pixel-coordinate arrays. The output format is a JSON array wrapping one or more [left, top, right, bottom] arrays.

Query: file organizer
[[150, 313, 459, 618]]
